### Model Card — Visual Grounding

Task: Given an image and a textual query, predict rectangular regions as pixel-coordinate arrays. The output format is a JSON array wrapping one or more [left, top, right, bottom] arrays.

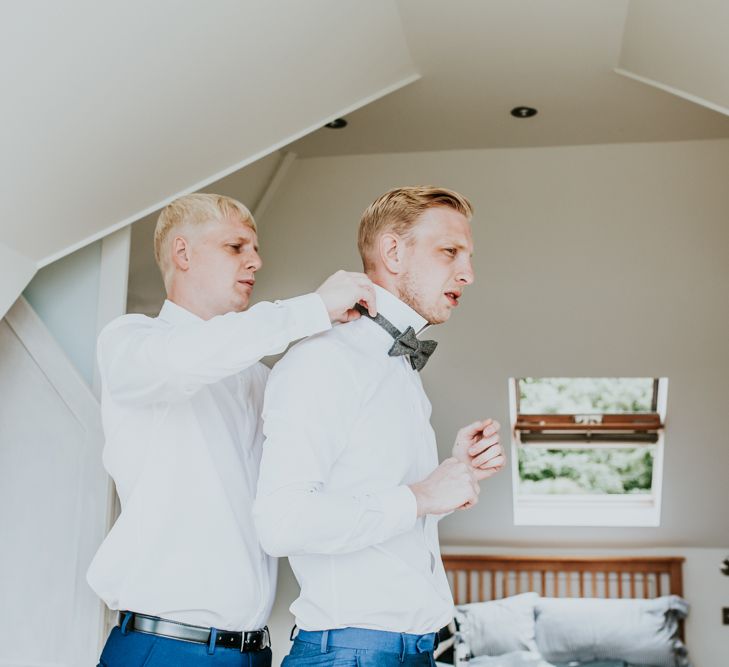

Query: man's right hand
[[316, 270, 377, 323], [408, 458, 480, 517]]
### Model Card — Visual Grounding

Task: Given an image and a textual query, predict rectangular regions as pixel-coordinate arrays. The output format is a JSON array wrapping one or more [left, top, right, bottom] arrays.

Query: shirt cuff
[[375, 485, 418, 541], [276, 293, 331, 341]]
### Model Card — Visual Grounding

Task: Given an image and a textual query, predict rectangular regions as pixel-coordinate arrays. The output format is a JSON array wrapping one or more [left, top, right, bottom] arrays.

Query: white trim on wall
[[93, 226, 131, 397], [91, 226, 131, 644], [253, 152, 298, 222]]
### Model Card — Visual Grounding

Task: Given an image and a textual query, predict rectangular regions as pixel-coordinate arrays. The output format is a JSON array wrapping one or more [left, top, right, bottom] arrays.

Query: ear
[[378, 232, 405, 275], [171, 235, 192, 272]]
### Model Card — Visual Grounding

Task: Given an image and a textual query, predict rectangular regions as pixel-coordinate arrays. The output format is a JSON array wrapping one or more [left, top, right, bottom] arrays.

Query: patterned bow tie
[[354, 304, 438, 372]]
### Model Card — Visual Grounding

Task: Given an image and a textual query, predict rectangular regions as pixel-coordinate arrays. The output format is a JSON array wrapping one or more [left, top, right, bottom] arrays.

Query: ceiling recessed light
[[325, 118, 348, 129], [510, 106, 538, 119]]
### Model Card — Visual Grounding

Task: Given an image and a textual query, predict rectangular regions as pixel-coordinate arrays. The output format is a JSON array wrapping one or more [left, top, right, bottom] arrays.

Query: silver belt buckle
[[242, 627, 270, 652]]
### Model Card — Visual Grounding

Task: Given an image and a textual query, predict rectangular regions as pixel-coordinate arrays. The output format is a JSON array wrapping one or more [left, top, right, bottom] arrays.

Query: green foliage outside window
[[518, 446, 654, 495], [519, 377, 654, 414]]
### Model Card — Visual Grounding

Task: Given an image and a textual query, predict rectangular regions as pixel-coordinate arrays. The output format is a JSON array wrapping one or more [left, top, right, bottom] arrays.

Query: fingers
[[347, 272, 376, 317], [479, 454, 506, 471], [471, 442, 504, 468], [342, 308, 362, 323], [357, 278, 377, 317], [467, 432, 500, 457], [458, 418, 500, 450], [472, 453, 506, 481], [316, 271, 378, 323], [457, 419, 488, 443]]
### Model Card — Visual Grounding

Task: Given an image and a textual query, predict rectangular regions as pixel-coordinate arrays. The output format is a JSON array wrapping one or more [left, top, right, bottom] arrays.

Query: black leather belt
[[118, 612, 270, 651]]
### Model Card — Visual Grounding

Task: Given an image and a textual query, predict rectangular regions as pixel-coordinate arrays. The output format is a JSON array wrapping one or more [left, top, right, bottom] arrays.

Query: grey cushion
[[535, 595, 690, 667], [456, 592, 539, 656]]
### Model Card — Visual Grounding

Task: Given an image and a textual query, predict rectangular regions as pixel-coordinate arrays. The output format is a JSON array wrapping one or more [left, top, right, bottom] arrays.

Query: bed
[[437, 554, 689, 667]]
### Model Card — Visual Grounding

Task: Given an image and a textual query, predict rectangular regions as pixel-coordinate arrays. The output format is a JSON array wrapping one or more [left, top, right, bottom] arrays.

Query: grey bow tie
[[354, 304, 438, 372]]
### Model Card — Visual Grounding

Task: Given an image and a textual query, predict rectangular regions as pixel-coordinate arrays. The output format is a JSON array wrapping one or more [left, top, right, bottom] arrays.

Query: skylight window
[[509, 377, 667, 527]]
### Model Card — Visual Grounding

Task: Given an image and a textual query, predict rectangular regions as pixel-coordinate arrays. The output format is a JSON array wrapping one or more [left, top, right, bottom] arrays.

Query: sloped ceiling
[[617, 0, 729, 116], [0, 0, 418, 318], [289, 0, 729, 157]]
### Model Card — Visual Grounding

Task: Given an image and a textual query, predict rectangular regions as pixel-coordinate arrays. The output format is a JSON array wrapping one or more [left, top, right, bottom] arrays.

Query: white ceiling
[[5, 0, 729, 320], [288, 0, 729, 157], [618, 0, 729, 115]]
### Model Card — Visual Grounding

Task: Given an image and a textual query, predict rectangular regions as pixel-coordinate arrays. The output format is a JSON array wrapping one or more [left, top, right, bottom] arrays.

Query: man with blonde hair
[[87, 192, 377, 666], [255, 186, 505, 666]]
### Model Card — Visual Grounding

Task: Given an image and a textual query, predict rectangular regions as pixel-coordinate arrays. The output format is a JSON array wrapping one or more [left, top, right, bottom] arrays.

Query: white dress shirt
[[86, 295, 330, 631], [253, 285, 454, 634]]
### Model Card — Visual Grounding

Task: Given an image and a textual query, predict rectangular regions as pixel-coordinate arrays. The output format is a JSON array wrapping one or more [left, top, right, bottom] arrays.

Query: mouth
[[444, 290, 461, 307], [237, 279, 255, 291]]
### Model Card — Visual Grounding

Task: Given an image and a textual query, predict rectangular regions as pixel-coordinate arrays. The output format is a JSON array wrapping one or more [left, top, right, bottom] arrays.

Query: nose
[[247, 249, 263, 272], [457, 257, 475, 285]]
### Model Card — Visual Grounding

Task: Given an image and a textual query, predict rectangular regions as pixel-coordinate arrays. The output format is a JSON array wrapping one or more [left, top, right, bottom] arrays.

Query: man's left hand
[[452, 418, 506, 481]]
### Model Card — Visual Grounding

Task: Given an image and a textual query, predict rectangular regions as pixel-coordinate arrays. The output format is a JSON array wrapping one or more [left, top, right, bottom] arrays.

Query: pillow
[[456, 592, 540, 657], [534, 595, 690, 667]]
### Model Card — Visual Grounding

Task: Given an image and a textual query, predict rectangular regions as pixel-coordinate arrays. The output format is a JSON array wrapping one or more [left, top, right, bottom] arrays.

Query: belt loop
[[289, 624, 298, 642], [416, 634, 432, 654], [320, 630, 329, 653], [120, 612, 132, 636], [207, 628, 217, 655], [399, 633, 406, 663]]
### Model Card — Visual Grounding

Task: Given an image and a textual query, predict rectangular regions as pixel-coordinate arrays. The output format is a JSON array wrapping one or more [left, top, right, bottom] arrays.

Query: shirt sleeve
[[253, 338, 418, 557], [98, 293, 330, 406]]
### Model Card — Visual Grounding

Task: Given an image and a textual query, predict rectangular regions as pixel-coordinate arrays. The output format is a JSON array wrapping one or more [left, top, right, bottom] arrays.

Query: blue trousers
[[282, 629, 436, 667], [97, 626, 273, 667]]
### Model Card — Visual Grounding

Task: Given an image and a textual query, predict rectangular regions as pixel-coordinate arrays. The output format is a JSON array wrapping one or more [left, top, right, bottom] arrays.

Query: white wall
[[0, 299, 108, 666], [253, 138, 729, 663], [23, 240, 102, 385]]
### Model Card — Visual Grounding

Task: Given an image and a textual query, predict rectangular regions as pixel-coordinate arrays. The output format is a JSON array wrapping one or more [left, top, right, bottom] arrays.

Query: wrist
[[407, 482, 428, 518]]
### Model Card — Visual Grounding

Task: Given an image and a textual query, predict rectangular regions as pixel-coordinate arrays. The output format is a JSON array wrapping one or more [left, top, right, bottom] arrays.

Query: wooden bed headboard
[[442, 555, 685, 605]]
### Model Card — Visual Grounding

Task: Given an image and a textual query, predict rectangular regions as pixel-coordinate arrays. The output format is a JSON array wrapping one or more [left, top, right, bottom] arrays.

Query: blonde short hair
[[357, 186, 473, 271], [154, 193, 256, 287]]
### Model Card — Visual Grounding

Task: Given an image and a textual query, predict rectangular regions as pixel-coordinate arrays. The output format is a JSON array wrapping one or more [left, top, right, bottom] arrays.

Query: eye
[[444, 247, 457, 257], [227, 244, 242, 252]]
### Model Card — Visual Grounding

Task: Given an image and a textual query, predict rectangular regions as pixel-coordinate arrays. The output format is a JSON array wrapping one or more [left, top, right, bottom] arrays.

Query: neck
[[167, 285, 219, 321], [367, 270, 427, 324], [367, 268, 397, 296]]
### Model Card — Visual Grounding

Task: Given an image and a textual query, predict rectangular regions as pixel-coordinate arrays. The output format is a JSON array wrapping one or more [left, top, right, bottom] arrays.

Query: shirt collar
[[372, 284, 429, 335], [157, 299, 204, 325]]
